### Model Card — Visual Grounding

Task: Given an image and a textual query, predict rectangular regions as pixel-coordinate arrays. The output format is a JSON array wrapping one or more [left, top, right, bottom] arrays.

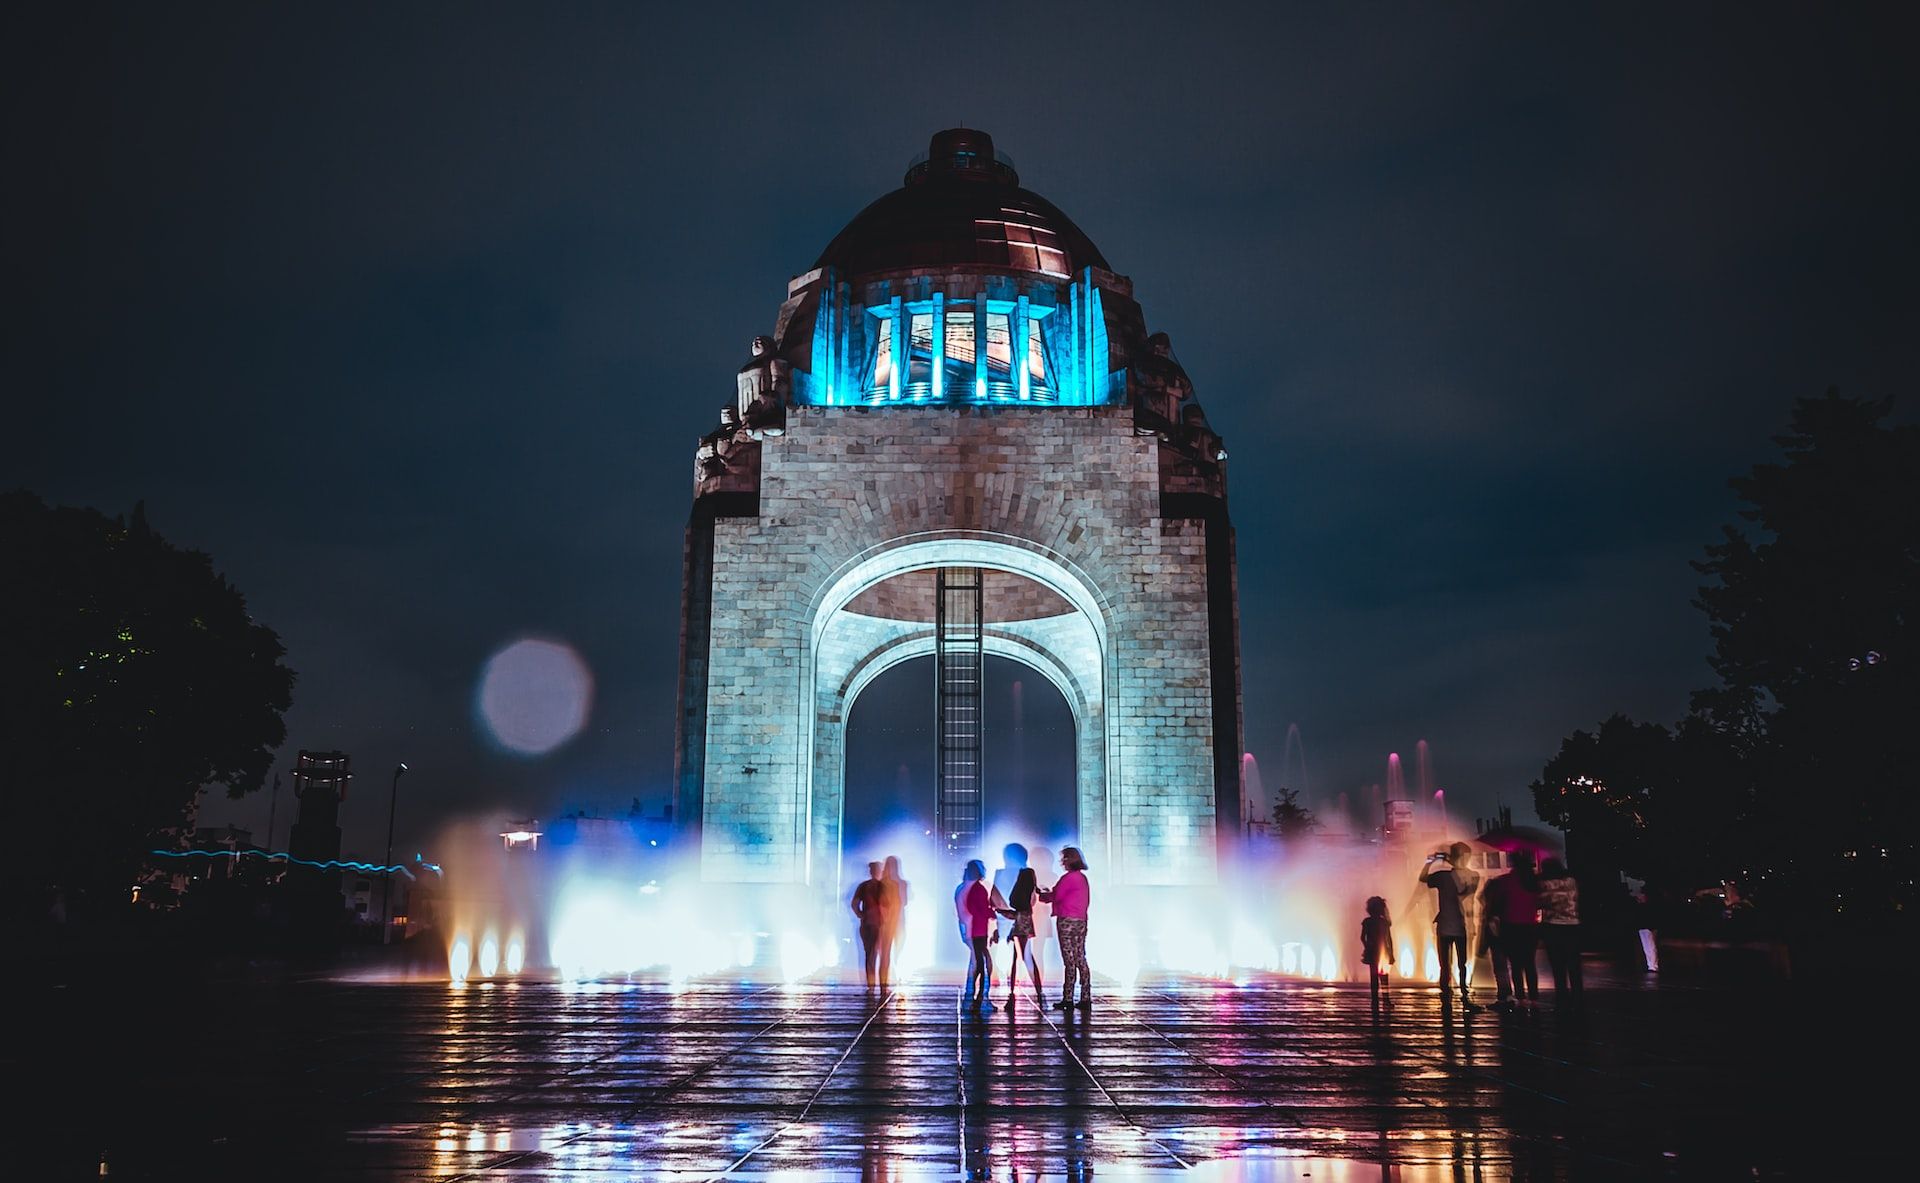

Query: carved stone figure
[[1131, 330, 1194, 429], [736, 334, 789, 430], [1136, 332, 1192, 395]]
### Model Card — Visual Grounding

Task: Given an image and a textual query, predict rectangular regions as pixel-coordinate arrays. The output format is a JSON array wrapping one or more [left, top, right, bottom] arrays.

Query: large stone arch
[[812, 619, 1105, 902], [804, 533, 1109, 899], [682, 407, 1235, 897]]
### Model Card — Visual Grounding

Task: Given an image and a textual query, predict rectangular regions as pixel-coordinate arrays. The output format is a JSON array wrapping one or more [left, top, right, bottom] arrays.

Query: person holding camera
[[1419, 842, 1483, 1012]]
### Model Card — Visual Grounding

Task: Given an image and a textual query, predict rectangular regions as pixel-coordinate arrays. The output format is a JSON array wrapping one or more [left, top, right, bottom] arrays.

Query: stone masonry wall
[[700, 404, 1223, 888]]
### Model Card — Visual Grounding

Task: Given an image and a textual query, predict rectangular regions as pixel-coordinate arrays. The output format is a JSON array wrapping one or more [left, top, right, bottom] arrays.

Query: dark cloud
[[6, 2, 1915, 857]]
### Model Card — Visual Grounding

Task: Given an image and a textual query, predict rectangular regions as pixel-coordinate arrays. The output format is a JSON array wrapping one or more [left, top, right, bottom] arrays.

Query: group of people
[[955, 844, 1092, 1013], [854, 836, 1587, 1017], [848, 842, 1095, 1014], [1362, 841, 1585, 1013]]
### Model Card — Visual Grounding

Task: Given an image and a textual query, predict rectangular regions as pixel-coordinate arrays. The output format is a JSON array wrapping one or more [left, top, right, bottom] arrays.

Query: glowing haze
[[415, 785, 1515, 991]]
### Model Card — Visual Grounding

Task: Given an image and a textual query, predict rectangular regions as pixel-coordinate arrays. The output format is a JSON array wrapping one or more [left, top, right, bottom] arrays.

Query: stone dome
[[813, 129, 1109, 281]]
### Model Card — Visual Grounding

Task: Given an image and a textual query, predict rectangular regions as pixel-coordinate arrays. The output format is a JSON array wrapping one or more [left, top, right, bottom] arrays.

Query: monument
[[675, 130, 1240, 906]]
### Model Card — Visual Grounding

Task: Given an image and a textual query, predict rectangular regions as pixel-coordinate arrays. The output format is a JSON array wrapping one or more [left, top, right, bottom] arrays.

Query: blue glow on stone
[[795, 270, 1122, 408]]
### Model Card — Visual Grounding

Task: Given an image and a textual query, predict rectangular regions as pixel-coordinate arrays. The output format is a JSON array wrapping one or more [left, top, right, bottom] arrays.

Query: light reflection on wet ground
[[25, 960, 1870, 1180]]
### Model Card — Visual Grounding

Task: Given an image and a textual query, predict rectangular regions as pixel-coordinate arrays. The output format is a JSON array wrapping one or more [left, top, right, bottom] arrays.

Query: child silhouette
[[1361, 895, 1396, 1008]]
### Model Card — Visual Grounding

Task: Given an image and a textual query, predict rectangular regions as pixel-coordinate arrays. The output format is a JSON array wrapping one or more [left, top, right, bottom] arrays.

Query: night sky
[[7, 4, 1915, 863]]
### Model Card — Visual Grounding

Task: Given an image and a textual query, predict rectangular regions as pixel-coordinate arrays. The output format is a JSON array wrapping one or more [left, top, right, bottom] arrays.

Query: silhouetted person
[[1483, 849, 1542, 1011], [879, 855, 909, 984], [1361, 895, 1396, 1009], [850, 860, 887, 989], [1420, 842, 1483, 1012], [991, 843, 1029, 990], [956, 859, 997, 1012], [1039, 846, 1092, 1009], [1537, 857, 1584, 1002], [997, 866, 1045, 1006], [1028, 845, 1058, 977]]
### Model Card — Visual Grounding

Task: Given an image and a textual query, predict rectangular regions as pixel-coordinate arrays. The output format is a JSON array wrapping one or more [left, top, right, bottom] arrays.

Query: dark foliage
[[0, 491, 296, 926], [1533, 391, 1917, 927], [1692, 391, 1916, 920], [1270, 785, 1320, 839]]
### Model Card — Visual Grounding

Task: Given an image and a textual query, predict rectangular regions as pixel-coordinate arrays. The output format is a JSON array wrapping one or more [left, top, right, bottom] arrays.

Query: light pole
[[383, 762, 407, 943]]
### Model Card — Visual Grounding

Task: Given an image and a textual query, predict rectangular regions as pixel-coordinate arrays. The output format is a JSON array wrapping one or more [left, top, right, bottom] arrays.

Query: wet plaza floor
[[15, 951, 1894, 1181]]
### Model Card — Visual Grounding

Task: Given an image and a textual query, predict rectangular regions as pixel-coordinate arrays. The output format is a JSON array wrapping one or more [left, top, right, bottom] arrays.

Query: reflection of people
[[1360, 895, 1396, 1008], [956, 859, 997, 1012], [850, 861, 887, 989], [1420, 842, 1483, 1012], [998, 867, 1045, 1005], [1039, 846, 1092, 1009], [879, 855, 909, 983], [1537, 857, 1583, 1002]]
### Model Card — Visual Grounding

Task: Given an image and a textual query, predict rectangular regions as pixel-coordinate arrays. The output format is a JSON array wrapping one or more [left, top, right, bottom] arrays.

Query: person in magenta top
[[1037, 846, 1092, 1009], [955, 859, 998, 1012]]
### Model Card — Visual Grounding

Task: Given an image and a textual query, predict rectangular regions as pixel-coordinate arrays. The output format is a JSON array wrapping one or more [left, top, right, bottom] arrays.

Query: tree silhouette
[[1691, 390, 1917, 921], [1271, 785, 1320, 839], [1532, 390, 1917, 925], [0, 491, 296, 926]]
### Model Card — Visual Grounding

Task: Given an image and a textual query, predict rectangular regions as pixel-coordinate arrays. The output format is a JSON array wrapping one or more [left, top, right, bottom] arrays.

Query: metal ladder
[[935, 567, 984, 860]]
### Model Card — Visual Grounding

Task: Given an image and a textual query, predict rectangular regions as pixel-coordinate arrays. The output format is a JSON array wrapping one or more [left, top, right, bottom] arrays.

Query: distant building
[[499, 819, 543, 852], [1382, 800, 1417, 844], [287, 750, 353, 934], [288, 751, 351, 864]]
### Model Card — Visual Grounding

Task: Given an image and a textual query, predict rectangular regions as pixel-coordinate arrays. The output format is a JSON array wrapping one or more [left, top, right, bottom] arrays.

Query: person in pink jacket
[[955, 858, 998, 1013], [1038, 846, 1092, 1009]]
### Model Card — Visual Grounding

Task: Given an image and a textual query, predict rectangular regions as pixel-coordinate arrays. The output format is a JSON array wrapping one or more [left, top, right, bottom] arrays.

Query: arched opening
[[842, 654, 1077, 967], [802, 533, 1113, 917]]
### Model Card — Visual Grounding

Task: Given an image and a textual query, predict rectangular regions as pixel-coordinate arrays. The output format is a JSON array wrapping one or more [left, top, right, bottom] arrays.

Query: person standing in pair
[[849, 860, 888, 990], [997, 867, 1046, 1006], [955, 859, 998, 1012], [1360, 895, 1396, 1008], [1419, 842, 1483, 1012], [1038, 846, 1092, 1010], [879, 855, 909, 983], [1536, 857, 1583, 1002], [1028, 845, 1058, 978], [1483, 849, 1542, 1010], [991, 843, 1030, 991]]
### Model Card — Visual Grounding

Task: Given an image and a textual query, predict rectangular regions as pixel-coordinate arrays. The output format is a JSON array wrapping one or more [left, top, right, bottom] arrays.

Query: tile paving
[[15, 949, 1892, 1181]]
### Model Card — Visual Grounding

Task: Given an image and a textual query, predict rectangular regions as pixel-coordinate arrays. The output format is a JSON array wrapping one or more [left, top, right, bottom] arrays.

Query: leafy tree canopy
[[1271, 785, 1320, 840], [0, 491, 296, 920], [1530, 714, 1668, 876], [1693, 391, 1918, 917], [1533, 391, 1917, 922]]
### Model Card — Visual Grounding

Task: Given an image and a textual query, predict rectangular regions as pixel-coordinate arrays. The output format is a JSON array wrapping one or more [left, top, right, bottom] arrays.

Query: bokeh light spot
[[477, 638, 593, 755]]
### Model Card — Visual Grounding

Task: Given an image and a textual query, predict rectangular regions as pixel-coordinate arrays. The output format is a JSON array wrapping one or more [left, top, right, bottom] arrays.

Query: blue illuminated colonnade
[[795, 266, 1116, 408]]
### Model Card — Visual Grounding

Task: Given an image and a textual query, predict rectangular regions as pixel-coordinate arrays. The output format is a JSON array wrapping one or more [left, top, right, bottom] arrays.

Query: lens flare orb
[[477, 638, 594, 755]]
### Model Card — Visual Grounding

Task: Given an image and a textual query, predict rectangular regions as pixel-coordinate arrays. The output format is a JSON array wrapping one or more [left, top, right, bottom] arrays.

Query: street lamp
[[383, 762, 407, 943]]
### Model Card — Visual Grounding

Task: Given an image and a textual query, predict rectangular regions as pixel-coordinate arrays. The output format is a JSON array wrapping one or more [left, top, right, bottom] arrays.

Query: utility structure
[[675, 130, 1241, 906], [287, 750, 352, 936], [381, 762, 406, 942]]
